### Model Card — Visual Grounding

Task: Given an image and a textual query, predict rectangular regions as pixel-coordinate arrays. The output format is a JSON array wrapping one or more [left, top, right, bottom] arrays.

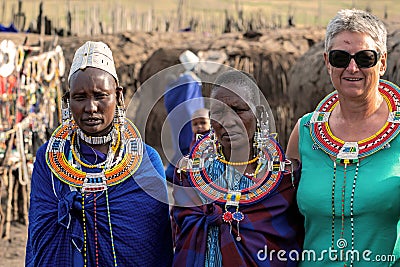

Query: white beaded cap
[[68, 41, 119, 85]]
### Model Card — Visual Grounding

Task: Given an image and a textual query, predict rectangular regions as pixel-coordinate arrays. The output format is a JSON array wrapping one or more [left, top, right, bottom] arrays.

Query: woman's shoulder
[[143, 143, 158, 156], [141, 143, 165, 178]]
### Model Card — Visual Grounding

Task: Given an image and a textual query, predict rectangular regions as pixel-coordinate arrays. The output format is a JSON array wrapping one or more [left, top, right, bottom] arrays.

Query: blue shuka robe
[[164, 71, 204, 181], [26, 141, 173, 267]]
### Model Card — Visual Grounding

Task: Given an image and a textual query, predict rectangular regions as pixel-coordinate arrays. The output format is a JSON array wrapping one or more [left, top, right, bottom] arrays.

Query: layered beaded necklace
[[183, 132, 289, 241], [46, 118, 143, 267], [71, 124, 123, 169], [46, 118, 143, 190], [309, 80, 400, 266]]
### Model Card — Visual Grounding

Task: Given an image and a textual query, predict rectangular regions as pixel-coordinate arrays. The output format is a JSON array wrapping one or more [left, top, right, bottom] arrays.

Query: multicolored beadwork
[[48, 118, 141, 267], [232, 211, 244, 221], [186, 133, 286, 205], [310, 80, 400, 159], [331, 161, 359, 267], [45, 118, 143, 189], [222, 211, 233, 223], [70, 124, 122, 170]]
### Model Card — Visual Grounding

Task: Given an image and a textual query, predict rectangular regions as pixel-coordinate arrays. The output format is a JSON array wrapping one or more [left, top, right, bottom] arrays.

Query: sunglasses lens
[[355, 50, 378, 68], [329, 50, 350, 68], [329, 50, 378, 68]]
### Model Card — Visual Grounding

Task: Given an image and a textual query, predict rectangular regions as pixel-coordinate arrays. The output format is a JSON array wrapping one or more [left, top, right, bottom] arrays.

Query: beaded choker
[[71, 124, 123, 170], [217, 155, 259, 166], [77, 127, 115, 145], [46, 118, 143, 191]]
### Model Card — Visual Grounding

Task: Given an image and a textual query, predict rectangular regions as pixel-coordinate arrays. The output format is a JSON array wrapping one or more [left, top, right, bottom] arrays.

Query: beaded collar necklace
[[186, 133, 286, 205], [309, 80, 400, 160], [309, 80, 400, 266], [46, 118, 143, 192], [182, 133, 289, 241]]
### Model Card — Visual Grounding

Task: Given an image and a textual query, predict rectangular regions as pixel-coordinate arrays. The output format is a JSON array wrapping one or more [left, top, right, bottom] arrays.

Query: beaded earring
[[200, 126, 218, 163], [114, 87, 126, 139], [115, 106, 125, 127], [61, 92, 73, 138], [254, 106, 269, 157], [210, 126, 220, 155], [62, 92, 71, 125]]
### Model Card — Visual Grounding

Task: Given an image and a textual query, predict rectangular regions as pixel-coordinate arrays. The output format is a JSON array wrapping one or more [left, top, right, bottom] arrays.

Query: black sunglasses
[[328, 50, 380, 69]]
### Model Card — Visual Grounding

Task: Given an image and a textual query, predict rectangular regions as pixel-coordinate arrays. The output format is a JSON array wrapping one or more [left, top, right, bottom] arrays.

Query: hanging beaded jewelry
[[182, 132, 289, 242], [105, 189, 118, 267], [61, 97, 71, 127], [254, 106, 270, 158], [71, 124, 122, 169], [81, 193, 87, 267], [222, 189, 245, 241], [331, 159, 359, 266], [310, 80, 400, 267], [185, 133, 285, 204], [93, 193, 99, 267]]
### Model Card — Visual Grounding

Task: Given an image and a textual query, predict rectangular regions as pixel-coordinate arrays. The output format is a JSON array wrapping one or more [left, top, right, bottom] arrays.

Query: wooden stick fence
[[1, 0, 314, 36]]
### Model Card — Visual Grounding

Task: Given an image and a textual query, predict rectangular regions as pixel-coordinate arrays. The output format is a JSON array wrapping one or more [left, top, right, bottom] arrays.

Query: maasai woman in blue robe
[[26, 41, 173, 267]]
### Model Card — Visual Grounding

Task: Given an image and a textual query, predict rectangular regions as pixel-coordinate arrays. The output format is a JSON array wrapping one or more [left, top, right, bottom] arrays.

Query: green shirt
[[297, 112, 400, 266]]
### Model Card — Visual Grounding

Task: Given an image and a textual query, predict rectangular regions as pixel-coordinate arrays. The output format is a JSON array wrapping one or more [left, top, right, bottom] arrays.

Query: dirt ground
[[0, 222, 27, 267]]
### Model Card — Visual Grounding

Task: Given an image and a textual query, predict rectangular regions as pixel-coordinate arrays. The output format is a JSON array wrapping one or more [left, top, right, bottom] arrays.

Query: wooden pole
[[119, 6, 123, 32], [40, 2, 45, 52], [177, 0, 184, 31], [127, 11, 132, 32], [147, 8, 152, 32], [1, 0, 6, 25], [22, 178, 28, 224], [4, 167, 14, 240], [0, 168, 6, 238], [111, 7, 115, 34], [12, 169, 19, 221]]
